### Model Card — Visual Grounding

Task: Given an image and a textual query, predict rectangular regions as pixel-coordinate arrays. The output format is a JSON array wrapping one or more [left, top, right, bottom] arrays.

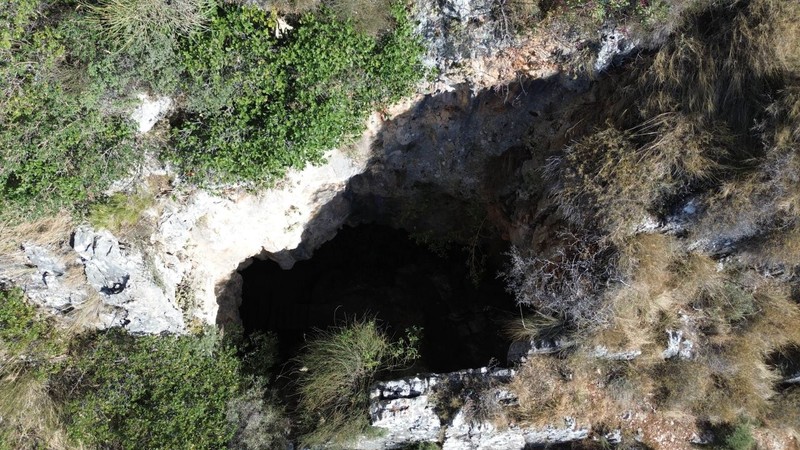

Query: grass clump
[[295, 318, 420, 447], [88, 0, 214, 53], [88, 192, 154, 234], [0, 288, 67, 449]]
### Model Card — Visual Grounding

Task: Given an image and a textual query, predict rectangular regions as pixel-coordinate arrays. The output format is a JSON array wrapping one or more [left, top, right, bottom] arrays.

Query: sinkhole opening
[[238, 223, 517, 373]]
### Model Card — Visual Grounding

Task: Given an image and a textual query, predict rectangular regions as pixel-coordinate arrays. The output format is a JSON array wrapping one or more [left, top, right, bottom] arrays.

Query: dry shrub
[[768, 386, 800, 431], [549, 114, 724, 242], [0, 214, 74, 283], [503, 230, 617, 329], [508, 355, 588, 426]]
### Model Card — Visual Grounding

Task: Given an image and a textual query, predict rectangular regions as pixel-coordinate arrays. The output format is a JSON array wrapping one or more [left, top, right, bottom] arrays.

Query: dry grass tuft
[[696, 338, 779, 423], [0, 371, 69, 450], [503, 311, 568, 343], [0, 214, 74, 284], [509, 351, 652, 428], [641, 0, 790, 132], [549, 114, 725, 242], [89, 0, 214, 52], [768, 386, 800, 432], [508, 355, 588, 426]]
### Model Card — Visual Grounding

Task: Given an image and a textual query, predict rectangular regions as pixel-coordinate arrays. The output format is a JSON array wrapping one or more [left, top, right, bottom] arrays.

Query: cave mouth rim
[[234, 223, 518, 373]]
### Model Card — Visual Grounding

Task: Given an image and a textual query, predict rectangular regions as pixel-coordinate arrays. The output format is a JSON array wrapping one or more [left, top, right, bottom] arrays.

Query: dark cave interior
[[238, 224, 517, 373]]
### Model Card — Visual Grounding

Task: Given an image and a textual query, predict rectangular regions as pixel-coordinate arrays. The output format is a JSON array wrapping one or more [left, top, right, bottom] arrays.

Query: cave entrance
[[238, 224, 517, 373]]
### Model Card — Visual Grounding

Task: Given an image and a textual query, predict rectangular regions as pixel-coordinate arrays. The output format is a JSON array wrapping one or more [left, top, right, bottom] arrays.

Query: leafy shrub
[[714, 419, 756, 450], [295, 319, 420, 446], [0, 16, 136, 222], [171, 3, 424, 185], [0, 288, 58, 360], [0, 0, 41, 52], [56, 329, 242, 449]]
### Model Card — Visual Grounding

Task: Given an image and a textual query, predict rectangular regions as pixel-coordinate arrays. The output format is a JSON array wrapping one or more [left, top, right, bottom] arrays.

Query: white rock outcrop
[[130, 94, 172, 134], [357, 367, 591, 450]]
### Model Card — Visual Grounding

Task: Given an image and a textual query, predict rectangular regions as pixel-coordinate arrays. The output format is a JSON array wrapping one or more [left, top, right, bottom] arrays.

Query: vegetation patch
[[171, 3, 424, 185], [294, 318, 420, 447]]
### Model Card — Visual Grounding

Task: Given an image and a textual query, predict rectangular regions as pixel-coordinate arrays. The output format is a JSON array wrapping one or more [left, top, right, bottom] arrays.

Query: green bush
[[0, 288, 58, 359], [57, 329, 243, 449], [0, 0, 41, 52], [0, 17, 136, 221], [171, 3, 424, 184], [716, 419, 756, 450], [295, 319, 420, 447]]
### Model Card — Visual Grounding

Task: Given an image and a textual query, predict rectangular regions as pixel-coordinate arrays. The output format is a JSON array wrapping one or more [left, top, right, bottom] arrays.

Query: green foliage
[[0, 15, 136, 221], [88, 192, 154, 233], [171, 4, 424, 184], [58, 329, 242, 450], [295, 319, 420, 447], [0, 288, 58, 359], [0, 0, 40, 53], [715, 419, 756, 450]]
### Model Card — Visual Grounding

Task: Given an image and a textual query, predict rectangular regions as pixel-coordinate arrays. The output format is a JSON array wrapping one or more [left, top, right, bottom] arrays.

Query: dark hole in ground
[[238, 224, 517, 373], [767, 344, 800, 388]]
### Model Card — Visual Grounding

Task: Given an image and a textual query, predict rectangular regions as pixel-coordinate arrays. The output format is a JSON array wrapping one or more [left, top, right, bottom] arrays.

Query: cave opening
[[238, 224, 517, 373]]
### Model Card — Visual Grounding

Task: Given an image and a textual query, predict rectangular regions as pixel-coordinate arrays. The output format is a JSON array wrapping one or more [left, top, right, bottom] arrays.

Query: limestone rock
[[357, 367, 592, 450], [71, 226, 184, 334], [507, 337, 566, 363], [594, 28, 639, 72], [131, 94, 172, 134], [662, 329, 694, 360], [20, 243, 87, 311]]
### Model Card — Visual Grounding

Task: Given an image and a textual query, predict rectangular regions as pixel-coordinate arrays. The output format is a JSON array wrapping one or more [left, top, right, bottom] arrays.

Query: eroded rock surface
[[357, 367, 590, 450]]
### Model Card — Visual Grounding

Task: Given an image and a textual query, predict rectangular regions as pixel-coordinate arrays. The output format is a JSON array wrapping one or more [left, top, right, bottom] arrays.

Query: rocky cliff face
[[0, 0, 685, 448], [358, 367, 594, 450]]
